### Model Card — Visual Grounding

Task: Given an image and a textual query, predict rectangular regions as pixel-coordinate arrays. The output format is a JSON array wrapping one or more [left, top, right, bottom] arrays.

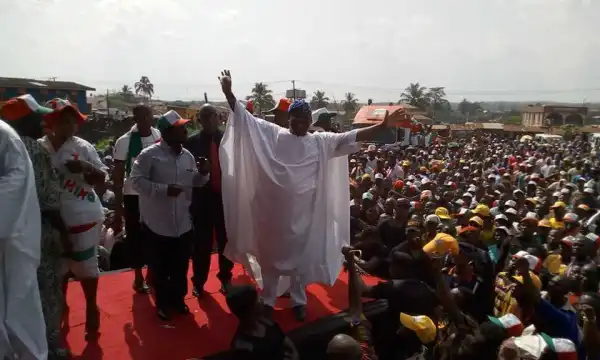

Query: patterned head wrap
[[288, 99, 312, 119]]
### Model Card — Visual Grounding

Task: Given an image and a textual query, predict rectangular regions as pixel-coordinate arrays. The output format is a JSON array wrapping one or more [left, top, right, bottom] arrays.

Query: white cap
[[425, 214, 441, 224], [514, 251, 541, 271], [375, 173, 384, 180], [506, 208, 518, 215], [495, 214, 508, 222], [462, 192, 473, 198], [505, 200, 517, 208]]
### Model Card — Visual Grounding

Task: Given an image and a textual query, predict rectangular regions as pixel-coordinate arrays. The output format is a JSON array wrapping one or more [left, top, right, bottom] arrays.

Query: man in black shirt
[[184, 105, 233, 295]]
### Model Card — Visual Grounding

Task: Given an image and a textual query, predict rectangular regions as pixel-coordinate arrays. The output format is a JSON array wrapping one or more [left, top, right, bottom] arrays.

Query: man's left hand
[[65, 159, 86, 173], [196, 157, 211, 174]]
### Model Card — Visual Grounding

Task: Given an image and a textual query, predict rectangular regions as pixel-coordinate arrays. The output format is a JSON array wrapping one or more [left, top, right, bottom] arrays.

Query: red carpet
[[63, 254, 380, 360]]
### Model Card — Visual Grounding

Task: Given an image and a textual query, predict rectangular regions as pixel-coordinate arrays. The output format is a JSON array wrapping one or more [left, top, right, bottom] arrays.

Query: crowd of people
[[3, 70, 600, 360]]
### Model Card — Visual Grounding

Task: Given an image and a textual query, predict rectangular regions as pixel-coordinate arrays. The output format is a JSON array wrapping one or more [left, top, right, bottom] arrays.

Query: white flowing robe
[[0, 120, 46, 360], [220, 102, 359, 290]]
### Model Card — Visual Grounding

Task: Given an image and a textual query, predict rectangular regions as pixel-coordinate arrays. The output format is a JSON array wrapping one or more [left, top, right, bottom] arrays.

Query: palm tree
[[399, 82, 429, 110], [342, 92, 359, 114], [246, 82, 275, 113], [310, 90, 330, 109], [427, 86, 450, 118], [134, 76, 154, 102], [120, 85, 133, 100]]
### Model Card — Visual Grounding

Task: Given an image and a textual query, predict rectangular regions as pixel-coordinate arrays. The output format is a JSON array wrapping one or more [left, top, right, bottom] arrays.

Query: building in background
[[0, 77, 95, 113], [521, 104, 588, 127]]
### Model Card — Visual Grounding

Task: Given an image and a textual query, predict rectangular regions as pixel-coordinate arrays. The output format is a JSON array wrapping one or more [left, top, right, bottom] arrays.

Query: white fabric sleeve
[[318, 129, 360, 158], [112, 134, 129, 161], [0, 130, 28, 238], [130, 149, 168, 197]]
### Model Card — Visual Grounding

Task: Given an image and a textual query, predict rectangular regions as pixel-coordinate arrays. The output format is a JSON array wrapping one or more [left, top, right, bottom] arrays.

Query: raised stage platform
[[62, 254, 384, 360]]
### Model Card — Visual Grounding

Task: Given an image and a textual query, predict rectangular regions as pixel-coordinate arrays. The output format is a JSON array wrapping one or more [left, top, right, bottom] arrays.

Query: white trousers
[[261, 271, 307, 307]]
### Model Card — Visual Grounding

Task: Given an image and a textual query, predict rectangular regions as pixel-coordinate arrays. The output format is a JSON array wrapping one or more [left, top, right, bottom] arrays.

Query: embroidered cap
[[156, 110, 190, 130], [0, 94, 53, 121]]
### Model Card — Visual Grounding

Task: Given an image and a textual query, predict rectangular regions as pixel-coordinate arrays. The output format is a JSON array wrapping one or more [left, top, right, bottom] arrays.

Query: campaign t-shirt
[[39, 136, 106, 227], [113, 127, 161, 195]]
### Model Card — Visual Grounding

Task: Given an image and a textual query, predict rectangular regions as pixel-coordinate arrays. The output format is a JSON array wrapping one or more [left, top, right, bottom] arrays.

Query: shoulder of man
[[137, 142, 161, 157]]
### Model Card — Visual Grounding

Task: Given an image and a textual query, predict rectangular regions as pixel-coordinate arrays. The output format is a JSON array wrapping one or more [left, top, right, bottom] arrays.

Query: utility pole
[[204, 92, 208, 103], [292, 80, 296, 100], [106, 89, 110, 112]]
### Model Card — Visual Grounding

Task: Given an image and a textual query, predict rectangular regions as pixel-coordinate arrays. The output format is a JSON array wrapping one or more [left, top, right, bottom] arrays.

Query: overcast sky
[[2, 0, 598, 103]]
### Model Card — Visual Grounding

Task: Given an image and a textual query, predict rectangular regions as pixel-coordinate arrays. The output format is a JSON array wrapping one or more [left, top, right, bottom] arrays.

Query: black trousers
[[124, 195, 145, 269], [145, 226, 193, 309], [191, 190, 233, 289]]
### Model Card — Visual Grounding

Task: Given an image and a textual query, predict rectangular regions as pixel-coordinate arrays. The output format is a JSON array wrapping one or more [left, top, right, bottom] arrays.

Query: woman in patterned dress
[[1, 95, 72, 359]]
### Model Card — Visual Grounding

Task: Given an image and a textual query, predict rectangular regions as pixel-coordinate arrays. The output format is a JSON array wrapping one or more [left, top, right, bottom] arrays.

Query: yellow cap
[[399, 313, 437, 344], [473, 204, 490, 217], [512, 271, 542, 290], [423, 233, 459, 257], [538, 219, 551, 228], [401, 161, 411, 166], [435, 207, 451, 220], [543, 254, 562, 275], [525, 198, 537, 205], [361, 173, 371, 180], [469, 216, 484, 227], [550, 201, 566, 209]]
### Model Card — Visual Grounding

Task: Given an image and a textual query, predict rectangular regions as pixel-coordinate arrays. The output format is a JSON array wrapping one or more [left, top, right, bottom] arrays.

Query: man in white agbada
[[218, 70, 396, 321], [0, 119, 47, 360]]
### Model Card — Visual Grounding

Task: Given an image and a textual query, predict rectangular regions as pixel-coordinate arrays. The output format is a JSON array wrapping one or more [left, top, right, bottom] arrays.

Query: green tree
[[247, 82, 275, 113], [134, 76, 154, 102], [426, 87, 450, 118], [342, 92, 359, 114], [399, 82, 429, 110], [310, 90, 330, 109], [120, 85, 133, 101]]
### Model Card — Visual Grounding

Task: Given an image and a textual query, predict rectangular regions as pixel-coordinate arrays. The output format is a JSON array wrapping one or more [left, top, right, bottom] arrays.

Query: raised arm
[[354, 110, 395, 142], [219, 70, 237, 111]]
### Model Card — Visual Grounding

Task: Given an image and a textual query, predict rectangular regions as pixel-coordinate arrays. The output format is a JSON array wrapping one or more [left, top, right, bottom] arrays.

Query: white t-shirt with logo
[[113, 127, 161, 195], [39, 136, 106, 227]]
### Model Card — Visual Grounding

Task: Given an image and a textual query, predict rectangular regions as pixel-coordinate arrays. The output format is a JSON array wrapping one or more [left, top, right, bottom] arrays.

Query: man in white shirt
[[112, 105, 162, 293], [130, 110, 209, 321], [0, 119, 46, 360]]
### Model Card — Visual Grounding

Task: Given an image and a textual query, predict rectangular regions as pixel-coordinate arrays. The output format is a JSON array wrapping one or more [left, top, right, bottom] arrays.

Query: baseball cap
[[513, 251, 542, 272], [469, 216, 484, 227], [266, 98, 292, 113], [550, 201, 567, 209], [0, 94, 53, 121], [425, 214, 440, 224], [422, 233, 459, 257], [44, 98, 87, 125], [435, 207, 451, 220], [473, 204, 490, 217], [399, 313, 437, 344], [488, 314, 524, 337], [156, 110, 190, 130], [311, 107, 337, 126]]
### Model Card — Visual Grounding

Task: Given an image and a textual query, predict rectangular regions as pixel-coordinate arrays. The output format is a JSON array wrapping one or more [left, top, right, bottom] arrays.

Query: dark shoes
[[262, 304, 274, 318], [292, 305, 306, 322], [193, 282, 230, 297], [174, 303, 190, 315], [156, 308, 171, 321], [133, 281, 150, 294]]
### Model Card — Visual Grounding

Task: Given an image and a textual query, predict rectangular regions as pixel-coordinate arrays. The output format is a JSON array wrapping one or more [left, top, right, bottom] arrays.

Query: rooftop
[[0, 77, 95, 91]]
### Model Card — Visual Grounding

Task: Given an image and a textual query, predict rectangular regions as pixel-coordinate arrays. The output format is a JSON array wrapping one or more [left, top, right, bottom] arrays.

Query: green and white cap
[[488, 314, 523, 337], [0, 94, 53, 121], [156, 110, 190, 130]]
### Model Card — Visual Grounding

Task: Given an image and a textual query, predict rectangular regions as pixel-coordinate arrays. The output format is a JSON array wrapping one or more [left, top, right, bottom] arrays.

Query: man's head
[[267, 98, 292, 127], [156, 110, 190, 145], [311, 108, 337, 132], [44, 98, 87, 140], [198, 104, 219, 134], [0, 94, 52, 138], [326, 334, 362, 360], [288, 100, 312, 136], [133, 105, 153, 132], [225, 285, 261, 321]]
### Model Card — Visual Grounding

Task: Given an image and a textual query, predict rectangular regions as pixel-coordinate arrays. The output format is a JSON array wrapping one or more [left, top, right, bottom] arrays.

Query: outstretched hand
[[218, 70, 233, 96]]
